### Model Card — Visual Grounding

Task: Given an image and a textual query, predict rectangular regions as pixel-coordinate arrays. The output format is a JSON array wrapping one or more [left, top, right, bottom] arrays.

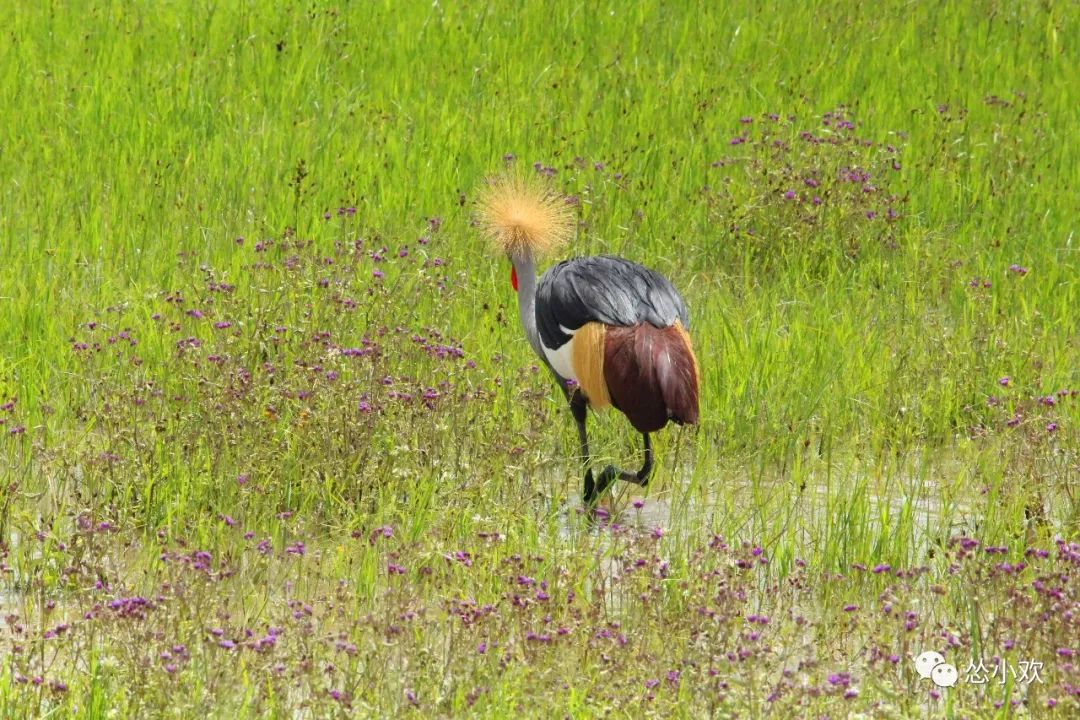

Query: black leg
[[632, 433, 653, 486], [569, 391, 599, 505], [566, 379, 653, 507]]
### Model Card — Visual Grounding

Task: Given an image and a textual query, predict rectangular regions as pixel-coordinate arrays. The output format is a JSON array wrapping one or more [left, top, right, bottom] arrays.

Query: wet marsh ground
[[1, 1, 1079, 717]]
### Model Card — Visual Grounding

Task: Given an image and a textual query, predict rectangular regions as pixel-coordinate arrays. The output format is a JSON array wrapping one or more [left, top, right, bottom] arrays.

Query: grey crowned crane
[[478, 177, 700, 505]]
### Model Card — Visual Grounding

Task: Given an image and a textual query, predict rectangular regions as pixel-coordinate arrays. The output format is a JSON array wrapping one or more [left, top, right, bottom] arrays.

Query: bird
[[478, 176, 700, 506]]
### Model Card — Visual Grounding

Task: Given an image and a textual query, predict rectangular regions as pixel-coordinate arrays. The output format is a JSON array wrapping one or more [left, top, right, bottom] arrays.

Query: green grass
[[1, 0, 1078, 717]]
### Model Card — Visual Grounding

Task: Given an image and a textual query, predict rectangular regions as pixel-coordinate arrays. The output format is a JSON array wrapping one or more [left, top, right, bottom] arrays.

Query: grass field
[[1, 0, 1078, 717]]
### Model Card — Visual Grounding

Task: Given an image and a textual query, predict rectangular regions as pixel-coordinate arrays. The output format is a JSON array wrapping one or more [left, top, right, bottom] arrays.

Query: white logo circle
[[914, 651, 946, 680], [931, 663, 959, 688]]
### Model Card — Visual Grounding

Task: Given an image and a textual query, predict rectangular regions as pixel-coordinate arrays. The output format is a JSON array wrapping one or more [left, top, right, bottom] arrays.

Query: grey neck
[[510, 252, 545, 360]]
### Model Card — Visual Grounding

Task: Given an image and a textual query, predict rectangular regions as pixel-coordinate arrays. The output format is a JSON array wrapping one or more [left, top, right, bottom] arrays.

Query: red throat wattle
[[510, 265, 518, 292]]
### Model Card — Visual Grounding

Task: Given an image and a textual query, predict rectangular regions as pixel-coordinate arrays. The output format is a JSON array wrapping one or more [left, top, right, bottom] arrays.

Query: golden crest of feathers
[[476, 175, 575, 258]]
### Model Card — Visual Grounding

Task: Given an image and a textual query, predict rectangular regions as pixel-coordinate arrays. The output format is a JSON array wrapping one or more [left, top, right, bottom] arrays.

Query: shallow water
[[555, 455, 978, 563]]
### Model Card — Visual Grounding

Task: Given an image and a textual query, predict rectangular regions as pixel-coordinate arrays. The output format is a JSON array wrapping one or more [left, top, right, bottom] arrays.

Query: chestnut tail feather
[[603, 321, 700, 433]]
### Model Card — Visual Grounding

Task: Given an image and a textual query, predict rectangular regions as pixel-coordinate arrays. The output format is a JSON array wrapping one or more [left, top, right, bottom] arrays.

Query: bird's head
[[477, 175, 574, 291]]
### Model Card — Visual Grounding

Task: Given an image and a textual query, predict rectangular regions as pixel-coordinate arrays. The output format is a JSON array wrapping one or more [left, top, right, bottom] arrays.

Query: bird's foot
[[583, 464, 645, 507], [600, 463, 641, 488], [621, 464, 650, 487]]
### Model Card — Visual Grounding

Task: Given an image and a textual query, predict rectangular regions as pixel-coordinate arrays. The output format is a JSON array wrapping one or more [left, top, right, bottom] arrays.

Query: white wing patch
[[541, 328, 577, 382]]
